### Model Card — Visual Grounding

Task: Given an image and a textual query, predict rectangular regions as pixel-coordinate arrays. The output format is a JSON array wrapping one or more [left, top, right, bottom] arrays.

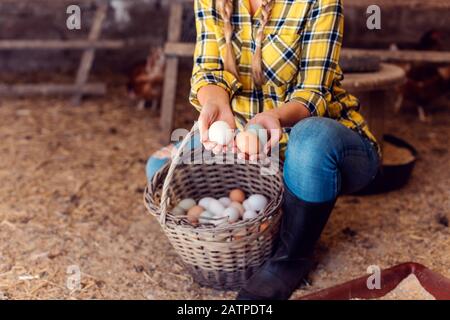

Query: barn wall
[[0, 1, 448, 74], [0, 0, 171, 74]]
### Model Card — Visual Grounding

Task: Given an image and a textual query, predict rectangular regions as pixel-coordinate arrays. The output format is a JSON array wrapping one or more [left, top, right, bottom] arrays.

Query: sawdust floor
[[0, 72, 448, 299]]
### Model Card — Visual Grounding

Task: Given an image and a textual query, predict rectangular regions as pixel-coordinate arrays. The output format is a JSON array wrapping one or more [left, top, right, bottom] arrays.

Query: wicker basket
[[143, 124, 284, 290]]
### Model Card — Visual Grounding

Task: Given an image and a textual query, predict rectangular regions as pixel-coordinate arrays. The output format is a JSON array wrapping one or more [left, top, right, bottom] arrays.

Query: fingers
[[212, 143, 223, 154], [265, 129, 281, 155], [237, 152, 247, 160], [203, 141, 217, 151], [198, 115, 209, 144]]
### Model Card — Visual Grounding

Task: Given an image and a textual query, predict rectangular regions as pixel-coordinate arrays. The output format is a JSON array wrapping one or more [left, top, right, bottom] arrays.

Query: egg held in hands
[[236, 131, 260, 155], [208, 121, 234, 145], [246, 123, 267, 143]]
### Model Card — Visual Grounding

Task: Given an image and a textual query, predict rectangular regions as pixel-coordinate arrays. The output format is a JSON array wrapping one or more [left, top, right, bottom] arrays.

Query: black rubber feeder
[[355, 134, 418, 195]]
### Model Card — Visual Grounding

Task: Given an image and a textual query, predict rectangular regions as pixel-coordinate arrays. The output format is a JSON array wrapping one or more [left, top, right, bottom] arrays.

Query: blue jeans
[[283, 117, 379, 202], [146, 117, 380, 203]]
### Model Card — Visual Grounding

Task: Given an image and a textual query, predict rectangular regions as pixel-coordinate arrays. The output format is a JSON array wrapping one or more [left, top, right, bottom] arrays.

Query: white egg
[[243, 210, 258, 220], [198, 197, 215, 209], [208, 121, 234, 145], [211, 216, 228, 226], [207, 199, 226, 216], [223, 207, 240, 223], [198, 210, 215, 224], [171, 206, 185, 216], [247, 194, 268, 212], [243, 199, 252, 211], [178, 198, 196, 211], [219, 197, 231, 207]]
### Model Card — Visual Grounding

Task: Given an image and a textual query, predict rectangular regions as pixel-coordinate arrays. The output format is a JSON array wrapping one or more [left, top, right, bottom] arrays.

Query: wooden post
[[71, 2, 108, 106], [159, 3, 184, 144], [357, 90, 387, 148], [0, 83, 106, 96]]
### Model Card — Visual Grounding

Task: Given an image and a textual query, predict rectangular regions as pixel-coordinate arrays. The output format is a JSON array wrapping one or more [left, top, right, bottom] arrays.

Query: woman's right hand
[[198, 102, 236, 154]]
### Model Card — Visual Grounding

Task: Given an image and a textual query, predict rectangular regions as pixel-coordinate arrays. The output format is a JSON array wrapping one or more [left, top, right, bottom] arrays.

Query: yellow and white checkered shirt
[[189, 0, 379, 153]]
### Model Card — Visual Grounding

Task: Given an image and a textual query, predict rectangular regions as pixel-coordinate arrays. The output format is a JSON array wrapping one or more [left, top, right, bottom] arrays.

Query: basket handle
[[160, 122, 199, 225]]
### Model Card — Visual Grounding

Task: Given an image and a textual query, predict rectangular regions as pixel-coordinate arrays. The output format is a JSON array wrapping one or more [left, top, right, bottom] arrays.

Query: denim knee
[[145, 133, 202, 182], [146, 156, 169, 181], [283, 118, 341, 202]]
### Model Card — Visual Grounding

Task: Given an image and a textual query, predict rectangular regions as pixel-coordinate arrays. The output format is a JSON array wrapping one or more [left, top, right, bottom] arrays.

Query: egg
[[223, 207, 240, 223], [218, 197, 231, 207], [198, 197, 215, 209], [207, 199, 226, 216], [246, 123, 267, 143], [229, 201, 245, 216], [243, 199, 252, 211], [208, 121, 234, 145], [247, 194, 268, 212], [187, 205, 204, 223], [229, 189, 245, 203], [171, 206, 186, 216], [178, 198, 196, 211], [236, 131, 260, 155], [259, 221, 270, 232], [198, 210, 215, 224], [243, 210, 258, 220], [211, 215, 228, 226]]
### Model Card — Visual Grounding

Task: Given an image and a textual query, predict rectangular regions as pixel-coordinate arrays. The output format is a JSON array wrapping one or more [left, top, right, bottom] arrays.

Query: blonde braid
[[252, 0, 274, 86], [218, 0, 240, 80], [218, 0, 274, 86]]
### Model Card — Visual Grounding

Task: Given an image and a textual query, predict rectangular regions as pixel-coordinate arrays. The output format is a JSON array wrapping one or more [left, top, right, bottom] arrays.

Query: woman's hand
[[198, 102, 236, 154], [238, 109, 282, 161]]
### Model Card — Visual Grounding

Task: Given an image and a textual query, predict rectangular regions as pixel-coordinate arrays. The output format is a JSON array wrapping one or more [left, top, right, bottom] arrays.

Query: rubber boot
[[237, 186, 336, 300]]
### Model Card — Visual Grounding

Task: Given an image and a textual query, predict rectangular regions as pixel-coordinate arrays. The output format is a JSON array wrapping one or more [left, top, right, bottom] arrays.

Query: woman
[[146, 0, 380, 300]]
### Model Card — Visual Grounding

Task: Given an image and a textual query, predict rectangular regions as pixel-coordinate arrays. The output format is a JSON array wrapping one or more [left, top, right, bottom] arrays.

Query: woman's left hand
[[237, 110, 282, 161]]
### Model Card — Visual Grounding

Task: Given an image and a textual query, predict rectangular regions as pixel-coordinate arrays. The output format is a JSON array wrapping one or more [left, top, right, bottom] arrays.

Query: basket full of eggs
[[144, 122, 283, 290]]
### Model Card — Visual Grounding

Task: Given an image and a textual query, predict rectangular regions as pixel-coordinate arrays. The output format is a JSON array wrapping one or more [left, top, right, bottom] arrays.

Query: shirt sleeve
[[287, 0, 344, 117], [189, 0, 242, 111]]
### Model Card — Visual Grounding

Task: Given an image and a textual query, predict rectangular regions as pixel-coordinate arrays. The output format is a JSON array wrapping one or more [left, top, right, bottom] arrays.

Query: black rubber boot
[[237, 186, 336, 300]]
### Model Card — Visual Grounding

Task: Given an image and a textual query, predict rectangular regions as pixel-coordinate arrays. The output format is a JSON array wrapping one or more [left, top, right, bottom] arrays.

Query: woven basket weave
[[144, 124, 284, 290]]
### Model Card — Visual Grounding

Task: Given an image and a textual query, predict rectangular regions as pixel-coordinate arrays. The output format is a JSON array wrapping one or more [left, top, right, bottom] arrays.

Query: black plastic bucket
[[355, 134, 418, 195]]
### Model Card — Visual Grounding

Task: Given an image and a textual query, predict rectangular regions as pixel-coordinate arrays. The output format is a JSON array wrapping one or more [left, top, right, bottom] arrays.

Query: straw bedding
[[0, 72, 448, 299]]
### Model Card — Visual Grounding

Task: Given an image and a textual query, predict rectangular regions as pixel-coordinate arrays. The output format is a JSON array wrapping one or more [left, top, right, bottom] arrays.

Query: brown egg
[[187, 205, 204, 223], [236, 131, 260, 155], [229, 201, 245, 216], [229, 189, 245, 203], [259, 221, 270, 232]]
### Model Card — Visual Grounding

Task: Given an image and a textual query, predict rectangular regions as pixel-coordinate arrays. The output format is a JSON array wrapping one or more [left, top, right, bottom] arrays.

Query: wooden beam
[[71, 2, 108, 106], [343, 48, 450, 64], [165, 42, 196, 57], [0, 83, 106, 96], [0, 40, 126, 50], [163, 42, 450, 65]]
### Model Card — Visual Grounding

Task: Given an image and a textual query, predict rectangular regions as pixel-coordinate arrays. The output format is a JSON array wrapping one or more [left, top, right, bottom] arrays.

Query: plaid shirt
[[189, 0, 379, 153]]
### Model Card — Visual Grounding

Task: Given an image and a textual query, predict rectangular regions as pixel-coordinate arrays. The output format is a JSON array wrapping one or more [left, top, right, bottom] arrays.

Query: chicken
[[127, 47, 165, 110], [395, 29, 450, 121]]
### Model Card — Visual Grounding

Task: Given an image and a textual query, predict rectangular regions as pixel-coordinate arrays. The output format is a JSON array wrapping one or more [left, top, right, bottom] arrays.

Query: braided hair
[[218, 0, 274, 86]]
